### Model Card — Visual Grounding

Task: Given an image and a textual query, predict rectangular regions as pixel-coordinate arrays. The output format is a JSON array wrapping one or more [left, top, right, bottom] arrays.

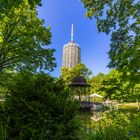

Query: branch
[[0, 55, 19, 68]]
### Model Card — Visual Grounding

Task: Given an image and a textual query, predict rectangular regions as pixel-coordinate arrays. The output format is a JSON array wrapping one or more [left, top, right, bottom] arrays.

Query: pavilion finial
[[71, 24, 74, 41]]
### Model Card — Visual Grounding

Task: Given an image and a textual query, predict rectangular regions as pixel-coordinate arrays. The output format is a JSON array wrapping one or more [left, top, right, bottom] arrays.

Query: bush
[[3, 71, 80, 140], [129, 112, 140, 139]]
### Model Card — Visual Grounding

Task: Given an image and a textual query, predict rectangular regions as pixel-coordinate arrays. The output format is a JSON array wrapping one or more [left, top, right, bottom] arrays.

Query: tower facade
[[62, 25, 81, 68]]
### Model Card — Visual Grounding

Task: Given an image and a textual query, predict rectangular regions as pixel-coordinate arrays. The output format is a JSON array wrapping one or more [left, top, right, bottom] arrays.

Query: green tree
[[0, 0, 42, 14], [98, 70, 139, 101], [0, 0, 56, 72], [89, 73, 105, 94], [81, 0, 140, 86], [61, 63, 92, 85], [89, 70, 140, 101], [99, 70, 124, 101]]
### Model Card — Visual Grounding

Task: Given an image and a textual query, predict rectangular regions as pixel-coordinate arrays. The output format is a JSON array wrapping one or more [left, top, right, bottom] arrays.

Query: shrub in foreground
[[3, 72, 79, 140]]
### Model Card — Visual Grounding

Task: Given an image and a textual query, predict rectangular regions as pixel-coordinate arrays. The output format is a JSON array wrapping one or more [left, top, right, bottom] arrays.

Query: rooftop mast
[[71, 24, 74, 41]]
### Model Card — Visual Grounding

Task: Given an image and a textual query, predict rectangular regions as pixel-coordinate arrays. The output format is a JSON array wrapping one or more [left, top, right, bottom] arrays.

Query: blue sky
[[37, 0, 111, 77]]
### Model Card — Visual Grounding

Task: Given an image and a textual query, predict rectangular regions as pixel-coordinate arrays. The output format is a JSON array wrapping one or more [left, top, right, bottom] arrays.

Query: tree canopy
[[81, 0, 140, 86], [0, 0, 56, 72], [61, 63, 92, 85], [89, 70, 140, 101], [89, 73, 105, 94], [0, 0, 42, 14]]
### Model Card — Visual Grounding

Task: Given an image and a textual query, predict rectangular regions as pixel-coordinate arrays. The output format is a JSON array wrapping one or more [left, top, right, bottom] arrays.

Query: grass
[[119, 102, 139, 106], [118, 102, 139, 111]]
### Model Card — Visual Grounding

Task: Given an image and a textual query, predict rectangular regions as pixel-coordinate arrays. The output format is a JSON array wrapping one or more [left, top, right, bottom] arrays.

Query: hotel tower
[[62, 24, 81, 68]]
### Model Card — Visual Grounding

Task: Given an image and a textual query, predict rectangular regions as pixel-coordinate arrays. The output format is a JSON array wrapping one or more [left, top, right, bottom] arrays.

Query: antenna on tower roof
[[71, 24, 74, 42]]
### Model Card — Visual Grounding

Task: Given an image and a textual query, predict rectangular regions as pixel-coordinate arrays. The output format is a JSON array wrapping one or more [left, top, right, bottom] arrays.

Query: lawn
[[118, 102, 140, 111]]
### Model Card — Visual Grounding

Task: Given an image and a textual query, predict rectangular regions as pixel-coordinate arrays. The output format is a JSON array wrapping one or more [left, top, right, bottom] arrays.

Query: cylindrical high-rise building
[[62, 25, 81, 68]]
